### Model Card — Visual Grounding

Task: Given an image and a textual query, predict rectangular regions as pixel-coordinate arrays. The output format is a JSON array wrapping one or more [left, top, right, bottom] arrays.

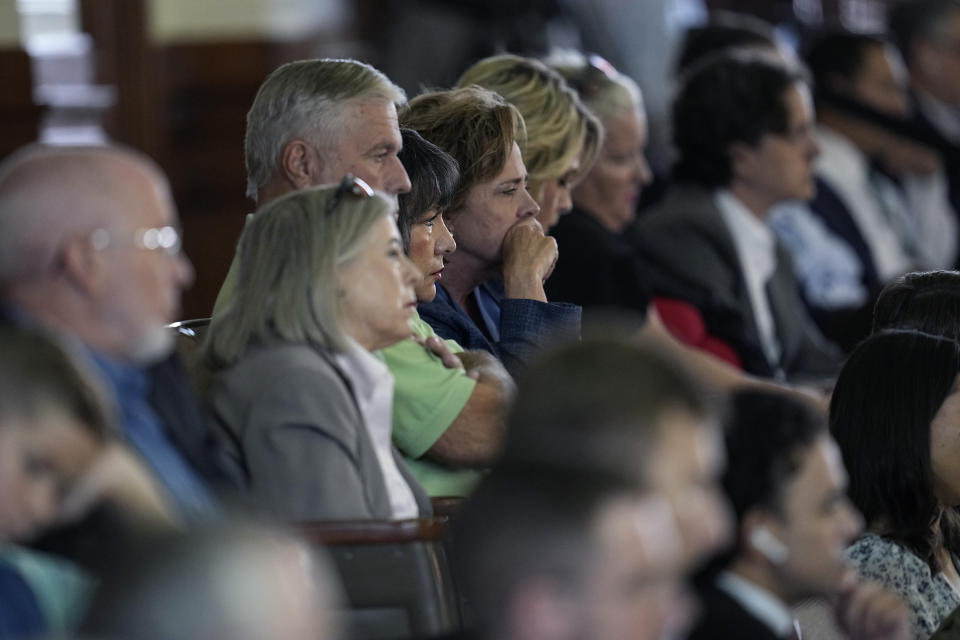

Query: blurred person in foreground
[[456, 336, 736, 640], [0, 144, 235, 522], [82, 521, 341, 640], [455, 467, 690, 640], [501, 337, 732, 574], [0, 328, 172, 638], [688, 390, 909, 640]]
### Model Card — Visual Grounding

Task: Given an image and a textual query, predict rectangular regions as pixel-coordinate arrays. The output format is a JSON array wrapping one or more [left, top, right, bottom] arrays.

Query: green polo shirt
[[384, 312, 484, 497]]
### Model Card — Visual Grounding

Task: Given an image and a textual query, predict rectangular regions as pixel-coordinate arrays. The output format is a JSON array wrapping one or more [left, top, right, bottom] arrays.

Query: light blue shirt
[[87, 351, 217, 522]]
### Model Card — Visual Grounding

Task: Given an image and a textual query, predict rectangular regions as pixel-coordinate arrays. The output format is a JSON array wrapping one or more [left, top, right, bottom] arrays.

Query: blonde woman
[[457, 54, 601, 231], [205, 180, 430, 521], [539, 53, 657, 319]]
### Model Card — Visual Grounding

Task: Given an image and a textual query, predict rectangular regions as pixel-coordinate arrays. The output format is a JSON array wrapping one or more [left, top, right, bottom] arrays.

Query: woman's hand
[[501, 218, 558, 302], [833, 572, 911, 640]]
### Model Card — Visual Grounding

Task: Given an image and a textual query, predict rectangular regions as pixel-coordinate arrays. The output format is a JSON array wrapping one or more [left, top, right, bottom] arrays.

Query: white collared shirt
[[715, 190, 781, 368], [334, 340, 419, 519], [814, 127, 915, 281], [717, 571, 797, 638]]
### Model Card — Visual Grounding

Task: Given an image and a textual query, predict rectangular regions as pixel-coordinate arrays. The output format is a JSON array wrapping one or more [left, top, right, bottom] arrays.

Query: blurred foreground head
[[502, 338, 731, 572], [455, 467, 691, 640], [0, 327, 110, 541], [82, 521, 341, 640]]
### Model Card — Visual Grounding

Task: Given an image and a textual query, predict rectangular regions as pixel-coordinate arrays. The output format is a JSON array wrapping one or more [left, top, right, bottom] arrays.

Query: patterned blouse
[[847, 533, 960, 639]]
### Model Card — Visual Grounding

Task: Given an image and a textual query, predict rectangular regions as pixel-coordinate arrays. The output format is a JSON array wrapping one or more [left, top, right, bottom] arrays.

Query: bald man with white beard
[[0, 144, 238, 521]]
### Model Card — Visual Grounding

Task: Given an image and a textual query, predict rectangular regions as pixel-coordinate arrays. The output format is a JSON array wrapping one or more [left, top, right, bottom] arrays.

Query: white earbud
[[750, 526, 789, 565]]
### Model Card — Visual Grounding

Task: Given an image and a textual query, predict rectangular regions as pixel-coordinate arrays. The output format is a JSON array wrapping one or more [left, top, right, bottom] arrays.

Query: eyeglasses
[[325, 174, 375, 217], [89, 225, 182, 256]]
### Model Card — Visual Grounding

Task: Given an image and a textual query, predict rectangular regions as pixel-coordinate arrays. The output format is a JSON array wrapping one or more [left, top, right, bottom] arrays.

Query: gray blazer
[[206, 340, 432, 521], [628, 185, 840, 381]]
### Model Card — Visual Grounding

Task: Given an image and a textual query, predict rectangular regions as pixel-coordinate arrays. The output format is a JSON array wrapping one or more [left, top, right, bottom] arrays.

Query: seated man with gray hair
[[214, 58, 513, 497]]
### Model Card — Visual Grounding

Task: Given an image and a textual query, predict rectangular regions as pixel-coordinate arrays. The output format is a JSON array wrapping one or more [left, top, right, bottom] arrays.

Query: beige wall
[[148, 0, 350, 43], [0, 0, 21, 46]]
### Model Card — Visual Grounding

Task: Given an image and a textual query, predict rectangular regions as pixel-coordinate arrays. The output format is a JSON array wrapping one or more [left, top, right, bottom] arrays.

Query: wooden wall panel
[[0, 48, 43, 161], [79, 0, 372, 318]]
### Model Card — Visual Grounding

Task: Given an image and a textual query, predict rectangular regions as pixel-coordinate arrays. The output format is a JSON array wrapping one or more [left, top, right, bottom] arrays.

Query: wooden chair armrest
[[430, 497, 465, 519], [297, 517, 448, 546]]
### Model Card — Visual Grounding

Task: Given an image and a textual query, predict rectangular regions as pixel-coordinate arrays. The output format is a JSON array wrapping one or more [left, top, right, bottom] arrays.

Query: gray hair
[[205, 184, 393, 368], [546, 51, 643, 124], [244, 58, 406, 202]]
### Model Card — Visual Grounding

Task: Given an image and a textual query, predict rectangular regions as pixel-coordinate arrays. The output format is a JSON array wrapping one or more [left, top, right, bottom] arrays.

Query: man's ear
[[280, 139, 322, 190], [60, 235, 107, 296], [728, 141, 756, 182]]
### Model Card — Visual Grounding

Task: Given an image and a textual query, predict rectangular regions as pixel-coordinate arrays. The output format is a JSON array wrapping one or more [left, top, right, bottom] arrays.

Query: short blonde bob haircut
[[400, 86, 525, 215], [458, 54, 602, 201], [205, 184, 392, 369]]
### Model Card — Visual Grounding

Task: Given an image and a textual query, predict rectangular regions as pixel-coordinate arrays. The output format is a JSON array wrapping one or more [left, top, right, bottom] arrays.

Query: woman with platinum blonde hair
[[541, 52, 752, 370], [537, 52, 656, 318], [457, 53, 602, 231], [205, 179, 431, 521]]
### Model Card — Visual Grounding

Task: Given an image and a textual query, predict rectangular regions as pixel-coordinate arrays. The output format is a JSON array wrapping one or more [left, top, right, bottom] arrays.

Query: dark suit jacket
[[687, 581, 782, 640], [418, 281, 581, 376], [627, 185, 841, 381], [547, 207, 651, 329]]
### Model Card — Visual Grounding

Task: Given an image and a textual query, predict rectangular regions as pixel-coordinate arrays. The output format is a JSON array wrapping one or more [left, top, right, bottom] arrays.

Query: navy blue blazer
[[417, 282, 581, 376]]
